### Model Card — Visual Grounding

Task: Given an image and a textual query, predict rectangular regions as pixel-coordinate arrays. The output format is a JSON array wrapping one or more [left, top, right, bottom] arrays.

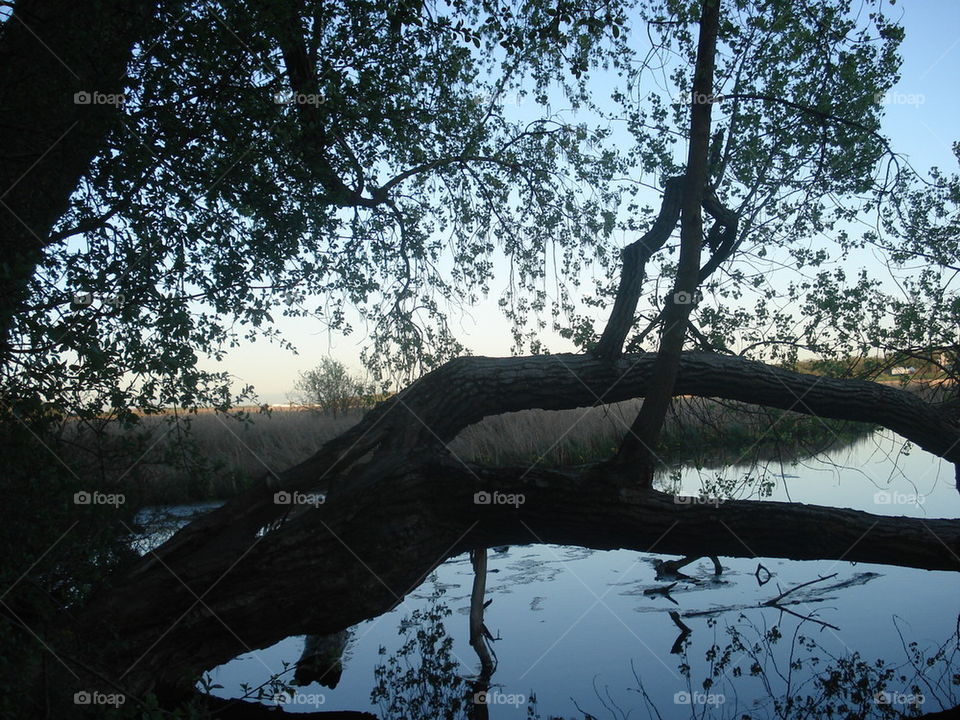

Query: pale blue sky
[[206, 1, 960, 404]]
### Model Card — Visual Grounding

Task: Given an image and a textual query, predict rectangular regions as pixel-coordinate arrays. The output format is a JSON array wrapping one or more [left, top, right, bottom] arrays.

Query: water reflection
[[366, 548, 510, 719], [200, 545, 958, 718], [370, 586, 468, 719], [467, 548, 496, 720], [660, 429, 960, 517]]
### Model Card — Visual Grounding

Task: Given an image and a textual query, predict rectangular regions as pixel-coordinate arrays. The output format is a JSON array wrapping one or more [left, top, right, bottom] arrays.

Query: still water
[[136, 429, 960, 718]]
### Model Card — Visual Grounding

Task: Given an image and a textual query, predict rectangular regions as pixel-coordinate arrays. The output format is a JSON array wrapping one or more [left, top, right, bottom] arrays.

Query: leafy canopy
[[6, 0, 958, 423]]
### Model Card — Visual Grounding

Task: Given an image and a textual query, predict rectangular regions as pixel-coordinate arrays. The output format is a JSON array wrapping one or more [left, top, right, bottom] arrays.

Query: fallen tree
[[69, 350, 960, 702], [126, 351, 960, 584]]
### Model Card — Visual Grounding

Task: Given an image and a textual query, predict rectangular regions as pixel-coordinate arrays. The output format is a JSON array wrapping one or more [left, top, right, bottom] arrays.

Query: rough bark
[[0, 0, 157, 358], [699, 187, 740, 278], [116, 351, 960, 603]]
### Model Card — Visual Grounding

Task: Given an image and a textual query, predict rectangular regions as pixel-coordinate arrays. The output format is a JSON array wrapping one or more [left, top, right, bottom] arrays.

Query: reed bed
[[60, 396, 874, 505]]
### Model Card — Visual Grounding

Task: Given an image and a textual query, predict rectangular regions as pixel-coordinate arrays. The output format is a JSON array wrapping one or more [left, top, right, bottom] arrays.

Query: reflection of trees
[[468, 550, 497, 676], [371, 584, 467, 720], [544, 614, 960, 720], [364, 555, 959, 720], [370, 555, 509, 720], [193, 552, 956, 720], [467, 548, 497, 720], [340, 553, 960, 720]]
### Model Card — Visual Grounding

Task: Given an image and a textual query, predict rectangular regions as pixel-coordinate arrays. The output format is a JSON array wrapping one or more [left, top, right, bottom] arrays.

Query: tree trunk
[[0, 0, 157, 358], [592, 175, 685, 359], [112, 351, 960, 608], [615, 0, 720, 481]]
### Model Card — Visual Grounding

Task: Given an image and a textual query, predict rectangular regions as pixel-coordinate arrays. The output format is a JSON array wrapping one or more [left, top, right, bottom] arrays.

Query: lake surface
[[135, 429, 960, 718]]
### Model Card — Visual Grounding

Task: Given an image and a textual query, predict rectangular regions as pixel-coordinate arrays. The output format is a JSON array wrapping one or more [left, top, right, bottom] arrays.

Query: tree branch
[[125, 351, 960, 609], [592, 175, 685, 359]]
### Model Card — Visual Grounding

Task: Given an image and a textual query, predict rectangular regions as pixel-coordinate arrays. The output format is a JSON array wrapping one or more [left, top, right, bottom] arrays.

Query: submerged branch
[[763, 572, 838, 606]]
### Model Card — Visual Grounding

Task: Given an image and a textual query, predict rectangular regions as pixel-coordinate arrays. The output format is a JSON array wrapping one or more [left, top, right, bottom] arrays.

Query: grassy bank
[[62, 397, 876, 506]]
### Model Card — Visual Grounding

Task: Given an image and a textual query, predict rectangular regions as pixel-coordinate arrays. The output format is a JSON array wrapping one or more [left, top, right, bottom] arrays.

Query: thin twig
[[763, 573, 837, 606]]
